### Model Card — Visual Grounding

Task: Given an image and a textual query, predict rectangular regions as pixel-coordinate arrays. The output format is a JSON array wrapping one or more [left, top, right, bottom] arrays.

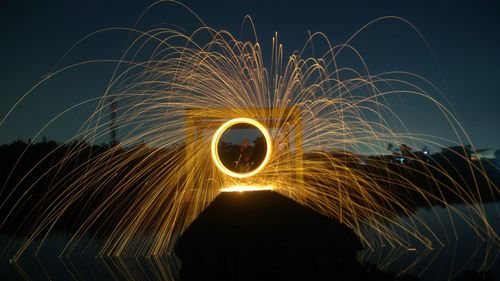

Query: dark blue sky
[[1, 0, 499, 149]]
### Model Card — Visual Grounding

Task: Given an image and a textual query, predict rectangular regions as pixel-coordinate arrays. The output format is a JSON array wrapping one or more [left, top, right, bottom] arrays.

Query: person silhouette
[[237, 138, 253, 172]]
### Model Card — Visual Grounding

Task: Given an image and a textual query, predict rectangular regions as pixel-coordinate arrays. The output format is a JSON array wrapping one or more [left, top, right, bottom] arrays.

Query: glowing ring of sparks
[[211, 118, 272, 178]]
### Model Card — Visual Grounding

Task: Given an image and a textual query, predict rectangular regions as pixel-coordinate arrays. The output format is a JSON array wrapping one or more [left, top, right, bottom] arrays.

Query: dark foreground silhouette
[[176, 191, 416, 281]]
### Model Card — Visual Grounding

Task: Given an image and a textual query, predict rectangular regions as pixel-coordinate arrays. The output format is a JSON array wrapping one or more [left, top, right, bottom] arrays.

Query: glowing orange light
[[211, 118, 272, 178], [220, 185, 273, 192]]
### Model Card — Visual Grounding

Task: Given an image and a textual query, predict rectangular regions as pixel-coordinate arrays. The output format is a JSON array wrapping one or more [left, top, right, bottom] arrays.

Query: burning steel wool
[[0, 4, 497, 271]]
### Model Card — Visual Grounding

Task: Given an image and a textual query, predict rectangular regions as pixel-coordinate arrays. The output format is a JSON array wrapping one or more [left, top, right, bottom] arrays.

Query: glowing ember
[[220, 185, 273, 192]]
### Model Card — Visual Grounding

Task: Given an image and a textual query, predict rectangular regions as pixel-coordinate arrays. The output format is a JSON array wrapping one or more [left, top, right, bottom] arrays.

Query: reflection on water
[[360, 202, 499, 280], [0, 234, 180, 280], [1, 202, 498, 280]]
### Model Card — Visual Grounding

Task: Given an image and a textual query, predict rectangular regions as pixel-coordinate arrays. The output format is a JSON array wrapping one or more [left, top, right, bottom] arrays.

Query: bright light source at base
[[220, 185, 273, 192]]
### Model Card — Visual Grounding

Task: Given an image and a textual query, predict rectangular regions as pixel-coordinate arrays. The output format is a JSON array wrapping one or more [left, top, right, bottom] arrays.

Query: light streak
[[0, 4, 496, 267], [211, 118, 272, 178], [220, 185, 273, 192]]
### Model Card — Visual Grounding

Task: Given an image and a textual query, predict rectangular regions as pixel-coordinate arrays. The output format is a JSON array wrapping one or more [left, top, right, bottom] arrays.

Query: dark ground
[[176, 190, 421, 281]]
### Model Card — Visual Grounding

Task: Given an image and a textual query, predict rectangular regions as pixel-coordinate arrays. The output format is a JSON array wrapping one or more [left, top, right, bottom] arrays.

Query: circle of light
[[211, 118, 272, 178]]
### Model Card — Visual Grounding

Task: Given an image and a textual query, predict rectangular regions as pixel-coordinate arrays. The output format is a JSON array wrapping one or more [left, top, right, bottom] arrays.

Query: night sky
[[1, 0, 499, 150]]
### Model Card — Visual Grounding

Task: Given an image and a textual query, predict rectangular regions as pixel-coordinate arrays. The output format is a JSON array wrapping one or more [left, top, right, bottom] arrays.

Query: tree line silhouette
[[0, 138, 498, 236]]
